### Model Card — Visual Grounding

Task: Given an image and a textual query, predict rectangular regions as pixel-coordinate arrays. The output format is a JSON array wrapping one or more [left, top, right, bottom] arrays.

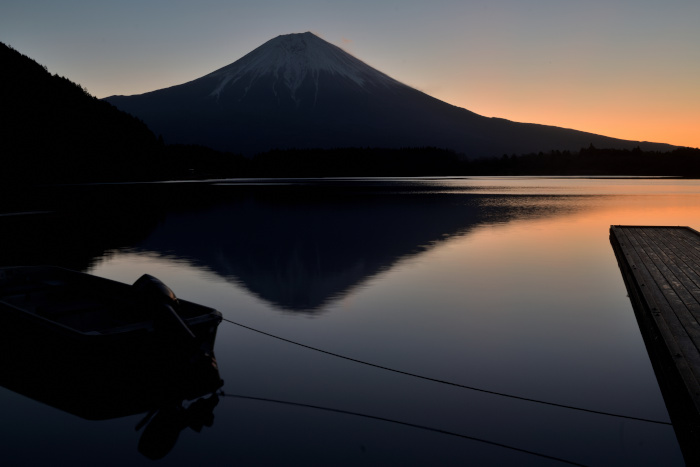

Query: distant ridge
[[105, 32, 675, 157]]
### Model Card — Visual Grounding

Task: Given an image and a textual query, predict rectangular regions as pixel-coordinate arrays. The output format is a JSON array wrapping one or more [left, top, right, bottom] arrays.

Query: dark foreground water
[[2, 177, 699, 466]]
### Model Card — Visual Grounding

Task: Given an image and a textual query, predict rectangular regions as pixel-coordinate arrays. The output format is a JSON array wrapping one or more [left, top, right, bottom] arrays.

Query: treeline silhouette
[[464, 145, 700, 177], [155, 145, 700, 179], [2, 41, 699, 183], [250, 147, 462, 177]]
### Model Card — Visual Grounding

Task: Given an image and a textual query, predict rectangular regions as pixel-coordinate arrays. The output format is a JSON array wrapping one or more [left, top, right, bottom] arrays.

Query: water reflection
[[0, 184, 592, 312], [1, 179, 697, 465], [3, 181, 698, 314], [133, 190, 507, 312]]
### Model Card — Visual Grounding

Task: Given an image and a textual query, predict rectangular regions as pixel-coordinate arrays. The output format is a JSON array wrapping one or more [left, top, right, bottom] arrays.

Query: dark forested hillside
[[0, 42, 160, 183]]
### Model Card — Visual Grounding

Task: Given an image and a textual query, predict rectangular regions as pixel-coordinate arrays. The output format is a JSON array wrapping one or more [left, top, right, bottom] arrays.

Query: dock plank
[[636, 228, 700, 338], [663, 228, 700, 284], [614, 228, 700, 376], [619, 228, 700, 348], [645, 228, 700, 316], [649, 228, 700, 281], [667, 227, 700, 263], [610, 225, 700, 463]]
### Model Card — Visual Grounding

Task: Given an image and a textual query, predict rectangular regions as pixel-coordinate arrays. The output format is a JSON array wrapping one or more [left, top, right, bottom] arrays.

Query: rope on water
[[221, 317, 672, 426], [220, 391, 589, 467]]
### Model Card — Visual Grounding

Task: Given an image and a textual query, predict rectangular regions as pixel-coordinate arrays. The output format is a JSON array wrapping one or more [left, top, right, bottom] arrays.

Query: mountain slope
[[0, 42, 159, 183], [105, 32, 674, 156]]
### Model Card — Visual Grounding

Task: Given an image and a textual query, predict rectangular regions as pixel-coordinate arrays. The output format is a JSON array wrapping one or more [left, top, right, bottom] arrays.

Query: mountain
[[105, 32, 674, 157], [0, 42, 161, 183]]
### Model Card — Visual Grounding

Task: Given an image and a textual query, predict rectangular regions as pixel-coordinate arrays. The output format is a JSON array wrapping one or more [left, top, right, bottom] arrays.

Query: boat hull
[[0, 266, 224, 419]]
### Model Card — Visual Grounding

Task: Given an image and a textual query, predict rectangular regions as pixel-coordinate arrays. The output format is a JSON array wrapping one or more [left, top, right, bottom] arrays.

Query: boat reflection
[[0, 301, 223, 460], [136, 393, 220, 460]]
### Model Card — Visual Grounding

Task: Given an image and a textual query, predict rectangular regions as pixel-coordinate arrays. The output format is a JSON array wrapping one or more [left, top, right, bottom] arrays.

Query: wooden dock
[[610, 225, 700, 463]]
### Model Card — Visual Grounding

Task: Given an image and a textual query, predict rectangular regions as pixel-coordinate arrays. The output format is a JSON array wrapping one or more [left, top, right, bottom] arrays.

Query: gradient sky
[[2, 0, 698, 148]]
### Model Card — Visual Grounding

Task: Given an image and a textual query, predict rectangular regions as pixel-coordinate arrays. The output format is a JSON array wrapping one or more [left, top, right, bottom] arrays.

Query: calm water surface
[[2, 177, 699, 466]]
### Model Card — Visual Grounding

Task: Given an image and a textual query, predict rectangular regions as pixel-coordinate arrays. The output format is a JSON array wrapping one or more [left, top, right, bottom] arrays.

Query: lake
[[1, 177, 698, 466]]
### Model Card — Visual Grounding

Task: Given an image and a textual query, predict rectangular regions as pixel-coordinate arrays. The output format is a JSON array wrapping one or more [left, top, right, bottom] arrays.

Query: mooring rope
[[219, 391, 588, 466], [221, 317, 672, 426]]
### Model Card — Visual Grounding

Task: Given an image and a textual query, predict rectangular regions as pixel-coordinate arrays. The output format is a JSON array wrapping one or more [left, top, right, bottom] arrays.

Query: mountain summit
[[206, 32, 403, 102], [105, 32, 672, 156]]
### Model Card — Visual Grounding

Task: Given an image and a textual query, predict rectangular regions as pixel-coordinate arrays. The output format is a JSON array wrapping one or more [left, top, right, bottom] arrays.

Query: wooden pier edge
[[610, 225, 700, 465]]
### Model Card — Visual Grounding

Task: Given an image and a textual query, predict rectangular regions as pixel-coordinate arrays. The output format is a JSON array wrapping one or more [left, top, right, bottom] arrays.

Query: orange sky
[[436, 75, 699, 148]]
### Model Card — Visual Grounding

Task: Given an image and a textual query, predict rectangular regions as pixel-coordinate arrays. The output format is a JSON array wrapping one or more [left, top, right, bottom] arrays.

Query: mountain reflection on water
[[0, 182, 585, 312]]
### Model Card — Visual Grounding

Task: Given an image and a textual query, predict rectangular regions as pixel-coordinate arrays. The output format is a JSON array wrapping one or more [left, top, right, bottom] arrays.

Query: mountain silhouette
[[105, 32, 673, 156], [0, 42, 159, 183]]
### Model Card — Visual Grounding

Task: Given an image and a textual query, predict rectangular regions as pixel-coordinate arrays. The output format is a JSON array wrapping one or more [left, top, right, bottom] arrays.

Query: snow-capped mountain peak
[[207, 32, 400, 98]]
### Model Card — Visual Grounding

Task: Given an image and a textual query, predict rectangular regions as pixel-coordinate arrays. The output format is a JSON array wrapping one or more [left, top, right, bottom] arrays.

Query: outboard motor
[[132, 274, 179, 306], [132, 274, 196, 344]]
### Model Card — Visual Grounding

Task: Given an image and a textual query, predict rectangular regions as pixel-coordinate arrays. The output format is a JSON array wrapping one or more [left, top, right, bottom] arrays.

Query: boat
[[0, 265, 224, 458], [0, 265, 223, 393], [0, 265, 221, 348]]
